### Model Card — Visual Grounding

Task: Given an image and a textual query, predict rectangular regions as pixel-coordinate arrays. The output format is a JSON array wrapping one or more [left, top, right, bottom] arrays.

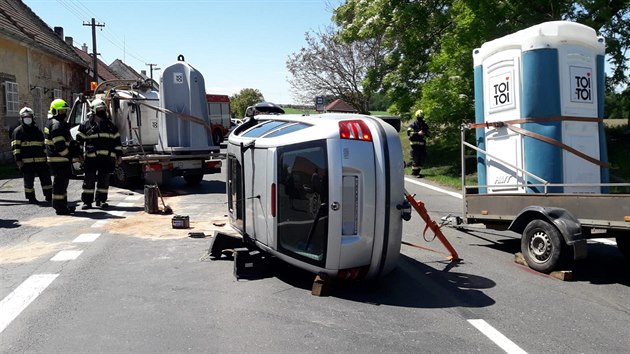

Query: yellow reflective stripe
[[77, 132, 88, 139], [96, 150, 112, 156], [85, 132, 117, 139], [52, 194, 66, 200], [86, 152, 97, 157], [52, 136, 66, 143], [44, 127, 49, 134], [25, 187, 35, 193], [113, 132, 120, 139], [42, 185, 52, 190], [58, 148, 70, 156], [13, 149, 20, 155], [72, 157, 81, 162], [96, 188, 108, 193], [115, 146, 122, 151], [82, 189, 95, 193], [11, 140, 21, 146], [45, 139, 54, 145], [21, 141, 44, 147], [22, 157, 46, 163], [48, 156, 69, 163]]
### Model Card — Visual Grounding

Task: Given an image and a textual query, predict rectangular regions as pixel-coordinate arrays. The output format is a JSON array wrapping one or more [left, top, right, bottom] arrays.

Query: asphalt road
[[1, 167, 628, 353]]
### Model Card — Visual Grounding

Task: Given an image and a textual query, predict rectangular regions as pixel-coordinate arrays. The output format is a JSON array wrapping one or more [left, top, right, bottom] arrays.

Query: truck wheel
[[184, 174, 204, 185], [213, 129, 223, 145], [111, 166, 135, 189], [521, 219, 564, 273]]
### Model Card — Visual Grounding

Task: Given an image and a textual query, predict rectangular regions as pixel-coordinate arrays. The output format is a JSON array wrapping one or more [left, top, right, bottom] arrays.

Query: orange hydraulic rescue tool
[[404, 191, 461, 261]]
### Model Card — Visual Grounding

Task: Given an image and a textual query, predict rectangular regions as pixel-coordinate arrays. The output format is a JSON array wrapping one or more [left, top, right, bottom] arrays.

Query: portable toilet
[[472, 21, 608, 194], [157, 55, 215, 152]]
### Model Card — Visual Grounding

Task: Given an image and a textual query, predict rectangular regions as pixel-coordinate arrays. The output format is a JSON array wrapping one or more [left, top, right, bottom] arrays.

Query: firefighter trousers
[[50, 163, 72, 211], [21, 163, 52, 201], [410, 144, 427, 176], [82, 160, 112, 204]]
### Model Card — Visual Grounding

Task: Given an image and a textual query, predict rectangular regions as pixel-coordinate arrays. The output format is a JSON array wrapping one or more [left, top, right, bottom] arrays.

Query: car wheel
[[184, 174, 203, 186], [521, 219, 564, 273]]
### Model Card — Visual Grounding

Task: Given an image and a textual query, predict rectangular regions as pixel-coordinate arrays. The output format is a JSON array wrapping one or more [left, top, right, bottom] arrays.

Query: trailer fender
[[508, 206, 587, 260]]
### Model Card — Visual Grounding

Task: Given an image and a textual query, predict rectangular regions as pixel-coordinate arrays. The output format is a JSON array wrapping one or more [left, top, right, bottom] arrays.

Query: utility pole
[[83, 18, 105, 83], [146, 63, 161, 81]]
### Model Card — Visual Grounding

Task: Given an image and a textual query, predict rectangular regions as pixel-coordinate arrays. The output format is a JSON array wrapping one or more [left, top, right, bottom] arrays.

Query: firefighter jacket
[[12, 123, 47, 165], [407, 119, 430, 146], [44, 116, 80, 165], [76, 115, 122, 162]]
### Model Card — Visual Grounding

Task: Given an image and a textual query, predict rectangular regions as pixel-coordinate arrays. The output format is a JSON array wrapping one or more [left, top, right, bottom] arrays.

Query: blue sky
[[24, 0, 338, 104]]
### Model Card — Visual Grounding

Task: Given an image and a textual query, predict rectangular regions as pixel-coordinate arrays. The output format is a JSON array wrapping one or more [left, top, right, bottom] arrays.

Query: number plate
[[175, 160, 202, 170]]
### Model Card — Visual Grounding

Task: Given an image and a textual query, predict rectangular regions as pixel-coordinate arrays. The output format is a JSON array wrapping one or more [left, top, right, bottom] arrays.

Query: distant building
[[325, 99, 357, 113], [109, 59, 147, 81], [73, 43, 120, 83], [0, 0, 88, 162]]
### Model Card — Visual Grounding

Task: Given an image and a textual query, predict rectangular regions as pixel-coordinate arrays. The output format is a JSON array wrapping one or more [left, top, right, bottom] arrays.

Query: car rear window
[[241, 121, 288, 138], [264, 122, 310, 138]]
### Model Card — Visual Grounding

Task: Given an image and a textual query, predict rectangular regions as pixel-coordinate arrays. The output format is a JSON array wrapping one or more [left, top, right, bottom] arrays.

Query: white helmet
[[90, 98, 107, 113], [19, 107, 34, 118]]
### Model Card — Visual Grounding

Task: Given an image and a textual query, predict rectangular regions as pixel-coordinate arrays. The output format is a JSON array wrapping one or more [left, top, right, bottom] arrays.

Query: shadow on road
[[458, 226, 630, 287]]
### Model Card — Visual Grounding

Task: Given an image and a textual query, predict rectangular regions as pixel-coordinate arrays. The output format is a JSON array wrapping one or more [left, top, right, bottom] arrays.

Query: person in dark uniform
[[76, 98, 122, 209], [44, 99, 80, 215], [407, 109, 430, 177], [11, 107, 52, 204]]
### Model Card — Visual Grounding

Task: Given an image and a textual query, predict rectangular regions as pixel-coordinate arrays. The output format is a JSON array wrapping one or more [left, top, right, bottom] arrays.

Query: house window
[[4, 81, 19, 115]]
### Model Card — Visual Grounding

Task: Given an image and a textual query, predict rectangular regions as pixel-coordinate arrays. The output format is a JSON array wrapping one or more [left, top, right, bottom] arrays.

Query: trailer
[[460, 124, 630, 273], [69, 56, 222, 187]]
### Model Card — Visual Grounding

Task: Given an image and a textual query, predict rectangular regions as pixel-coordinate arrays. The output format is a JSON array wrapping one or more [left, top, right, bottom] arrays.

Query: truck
[[458, 21, 630, 273], [206, 94, 232, 144], [69, 56, 222, 187]]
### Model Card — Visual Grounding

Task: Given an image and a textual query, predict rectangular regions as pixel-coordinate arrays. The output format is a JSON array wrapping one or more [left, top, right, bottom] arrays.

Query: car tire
[[184, 174, 204, 186]]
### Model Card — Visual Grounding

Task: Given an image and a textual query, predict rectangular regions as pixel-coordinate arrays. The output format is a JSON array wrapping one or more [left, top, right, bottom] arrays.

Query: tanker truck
[[69, 55, 222, 187]]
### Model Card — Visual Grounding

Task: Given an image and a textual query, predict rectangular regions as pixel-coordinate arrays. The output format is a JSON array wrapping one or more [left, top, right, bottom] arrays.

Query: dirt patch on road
[[0, 241, 68, 264], [105, 199, 231, 239]]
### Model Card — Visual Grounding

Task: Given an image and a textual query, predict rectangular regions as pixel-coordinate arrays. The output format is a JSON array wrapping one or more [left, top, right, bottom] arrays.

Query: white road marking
[[0, 274, 59, 334], [107, 210, 126, 217], [91, 220, 108, 228], [589, 238, 617, 246], [405, 177, 463, 199], [468, 319, 527, 354], [73, 233, 101, 243], [116, 202, 134, 208], [50, 250, 83, 261], [125, 195, 143, 201]]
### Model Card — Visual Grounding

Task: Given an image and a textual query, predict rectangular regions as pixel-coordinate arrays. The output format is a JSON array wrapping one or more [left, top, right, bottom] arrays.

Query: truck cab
[[226, 113, 406, 279]]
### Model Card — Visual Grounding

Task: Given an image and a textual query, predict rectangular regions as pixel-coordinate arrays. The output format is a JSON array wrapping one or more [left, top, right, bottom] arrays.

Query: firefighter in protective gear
[[12, 107, 53, 203], [45, 98, 80, 215], [76, 98, 122, 209], [407, 109, 430, 177]]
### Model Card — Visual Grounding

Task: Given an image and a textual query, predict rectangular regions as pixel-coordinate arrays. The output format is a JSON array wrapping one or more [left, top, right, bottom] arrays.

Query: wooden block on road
[[550, 270, 573, 281]]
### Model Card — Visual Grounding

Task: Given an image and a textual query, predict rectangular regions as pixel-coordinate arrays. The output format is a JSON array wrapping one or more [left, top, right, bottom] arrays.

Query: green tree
[[230, 88, 264, 118], [334, 0, 630, 137]]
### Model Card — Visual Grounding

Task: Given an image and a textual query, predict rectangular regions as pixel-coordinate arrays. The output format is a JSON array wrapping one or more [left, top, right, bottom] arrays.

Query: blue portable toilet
[[472, 21, 608, 194]]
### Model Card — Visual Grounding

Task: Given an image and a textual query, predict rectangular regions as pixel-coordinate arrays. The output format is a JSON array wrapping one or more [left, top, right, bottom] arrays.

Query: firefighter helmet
[[49, 99, 70, 116], [414, 109, 424, 120], [19, 107, 34, 118], [90, 98, 107, 113]]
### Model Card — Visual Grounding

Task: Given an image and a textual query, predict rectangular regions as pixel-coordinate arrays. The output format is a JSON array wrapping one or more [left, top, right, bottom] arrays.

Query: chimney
[[65, 36, 73, 46], [53, 26, 63, 38], [82, 43, 88, 52], [141, 70, 147, 76]]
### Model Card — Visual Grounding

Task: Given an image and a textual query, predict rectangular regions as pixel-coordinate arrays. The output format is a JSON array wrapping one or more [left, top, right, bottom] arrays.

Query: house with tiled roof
[[0, 0, 88, 162], [109, 59, 147, 82], [325, 99, 358, 113], [73, 43, 120, 82]]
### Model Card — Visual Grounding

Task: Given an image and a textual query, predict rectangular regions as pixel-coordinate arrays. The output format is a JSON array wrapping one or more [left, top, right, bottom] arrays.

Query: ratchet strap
[[468, 116, 609, 168]]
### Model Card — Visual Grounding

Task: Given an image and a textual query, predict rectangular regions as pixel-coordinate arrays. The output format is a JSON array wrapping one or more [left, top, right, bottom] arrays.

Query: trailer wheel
[[184, 174, 204, 185], [521, 219, 564, 273], [213, 129, 223, 145], [111, 166, 136, 189]]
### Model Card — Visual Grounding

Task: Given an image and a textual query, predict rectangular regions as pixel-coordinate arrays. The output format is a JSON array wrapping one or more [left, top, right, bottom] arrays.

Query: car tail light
[[271, 183, 276, 217], [339, 120, 372, 141]]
